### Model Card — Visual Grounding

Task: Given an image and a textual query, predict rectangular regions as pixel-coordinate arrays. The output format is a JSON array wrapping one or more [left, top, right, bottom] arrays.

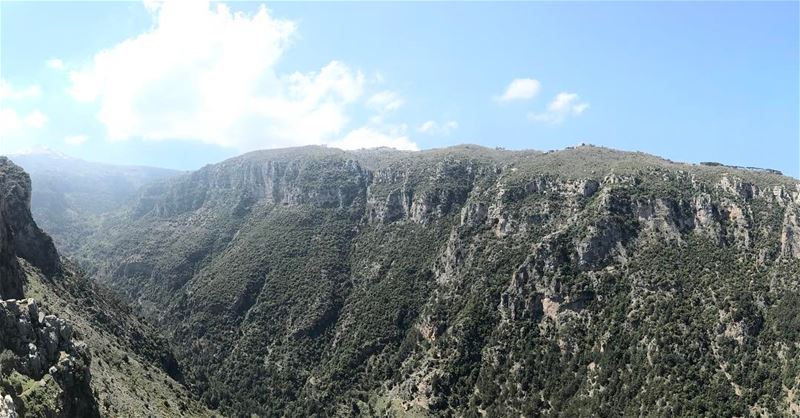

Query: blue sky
[[0, 1, 797, 176]]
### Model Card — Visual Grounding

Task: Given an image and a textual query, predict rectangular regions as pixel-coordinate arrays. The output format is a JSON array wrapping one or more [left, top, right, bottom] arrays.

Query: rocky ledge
[[0, 298, 98, 417]]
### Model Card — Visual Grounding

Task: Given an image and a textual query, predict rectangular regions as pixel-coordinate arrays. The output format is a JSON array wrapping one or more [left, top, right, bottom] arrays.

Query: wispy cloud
[[46, 58, 64, 70], [0, 108, 22, 137], [418, 120, 458, 136], [495, 78, 540, 102], [0, 79, 47, 137], [0, 79, 41, 101], [64, 134, 88, 145], [367, 90, 404, 112], [0, 108, 48, 137], [528, 92, 589, 124], [23, 110, 48, 128], [330, 125, 417, 151]]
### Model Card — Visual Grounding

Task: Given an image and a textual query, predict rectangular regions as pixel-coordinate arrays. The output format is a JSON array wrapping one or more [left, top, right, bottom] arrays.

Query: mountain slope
[[0, 157, 212, 417], [69, 145, 800, 416]]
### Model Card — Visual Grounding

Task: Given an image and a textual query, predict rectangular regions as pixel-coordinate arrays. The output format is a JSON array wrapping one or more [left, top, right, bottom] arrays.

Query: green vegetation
[[16, 144, 800, 416]]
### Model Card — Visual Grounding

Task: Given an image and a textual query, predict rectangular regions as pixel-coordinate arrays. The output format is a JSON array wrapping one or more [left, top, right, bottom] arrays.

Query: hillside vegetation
[[28, 145, 800, 416]]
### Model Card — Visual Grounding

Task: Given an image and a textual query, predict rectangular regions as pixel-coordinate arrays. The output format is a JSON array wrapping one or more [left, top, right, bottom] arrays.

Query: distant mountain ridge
[[7, 151, 180, 253]]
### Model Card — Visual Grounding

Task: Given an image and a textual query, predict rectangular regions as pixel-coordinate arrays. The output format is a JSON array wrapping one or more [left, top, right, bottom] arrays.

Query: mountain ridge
[[58, 144, 800, 416]]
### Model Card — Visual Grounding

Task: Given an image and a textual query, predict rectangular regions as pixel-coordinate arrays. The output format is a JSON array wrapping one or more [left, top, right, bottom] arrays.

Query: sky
[[0, 1, 797, 176]]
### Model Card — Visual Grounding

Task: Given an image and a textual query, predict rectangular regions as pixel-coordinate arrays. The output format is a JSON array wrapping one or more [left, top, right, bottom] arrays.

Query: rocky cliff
[[0, 157, 212, 417], [58, 145, 800, 416], [0, 157, 97, 417], [0, 158, 61, 299]]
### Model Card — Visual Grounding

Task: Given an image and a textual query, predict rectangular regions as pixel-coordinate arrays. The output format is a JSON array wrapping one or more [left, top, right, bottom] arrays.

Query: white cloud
[[67, 1, 368, 150], [23, 110, 48, 128], [0, 80, 41, 101], [0, 108, 22, 137], [0, 108, 48, 138], [528, 92, 589, 124], [496, 78, 540, 102], [46, 58, 65, 70], [64, 134, 89, 145], [142, 0, 163, 13], [367, 90, 404, 112], [419, 121, 436, 132], [418, 120, 458, 135], [330, 125, 418, 151], [0, 80, 47, 141]]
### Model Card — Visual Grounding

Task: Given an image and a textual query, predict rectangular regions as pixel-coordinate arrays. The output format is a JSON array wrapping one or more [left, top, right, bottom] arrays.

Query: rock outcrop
[[781, 202, 800, 258], [0, 298, 96, 417]]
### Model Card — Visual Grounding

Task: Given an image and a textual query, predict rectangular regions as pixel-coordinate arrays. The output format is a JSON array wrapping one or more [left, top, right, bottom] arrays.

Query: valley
[[5, 145, 800, 416]]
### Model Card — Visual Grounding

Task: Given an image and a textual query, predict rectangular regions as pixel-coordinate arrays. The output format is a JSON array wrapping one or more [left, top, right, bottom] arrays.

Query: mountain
[[8, 149, 180, 254], [63, 144, 800, 417], [0, 157, 212, 417]]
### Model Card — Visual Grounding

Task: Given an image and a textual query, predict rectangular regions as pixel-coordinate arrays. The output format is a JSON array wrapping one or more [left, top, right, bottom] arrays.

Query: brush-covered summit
[[52, 145, 800, 416]]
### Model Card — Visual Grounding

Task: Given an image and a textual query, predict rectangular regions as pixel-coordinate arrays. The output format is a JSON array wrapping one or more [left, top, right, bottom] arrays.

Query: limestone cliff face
[[133, 149, 371, 219], [365, 159, 482, 225], [66, 145, 800, 417], [781, 201, 800, 258], [0, 204, 23, 300], [0, 157, 62, 286]]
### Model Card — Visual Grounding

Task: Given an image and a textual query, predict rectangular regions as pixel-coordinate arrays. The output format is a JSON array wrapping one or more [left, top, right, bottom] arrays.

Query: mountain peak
[[9, 146, 76, 160]]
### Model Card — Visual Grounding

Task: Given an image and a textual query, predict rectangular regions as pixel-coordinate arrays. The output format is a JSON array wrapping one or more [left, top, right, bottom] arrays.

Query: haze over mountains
[[7, 149, 180, 254], [3, 145, 800, 416]]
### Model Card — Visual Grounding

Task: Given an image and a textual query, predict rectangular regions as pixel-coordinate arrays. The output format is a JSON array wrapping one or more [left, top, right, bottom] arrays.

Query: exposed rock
[[781, 202, 800, 259], [0, 157, 61, 278], [722, 199, 752, 249], [693, 193, 724, 243], [368, 188, 410, 224], [459, 201, 488, 228], [0, 395, 17, 418], [633, 197, 694, 241], [575, 189, 637, 269], [500, 233, 569, 322], [0, 298, 96, 417], [581, 179, 600, 198], [0, 213, 23, 299], [719, 175, 758, 201], [541, 297, 561, 321]]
